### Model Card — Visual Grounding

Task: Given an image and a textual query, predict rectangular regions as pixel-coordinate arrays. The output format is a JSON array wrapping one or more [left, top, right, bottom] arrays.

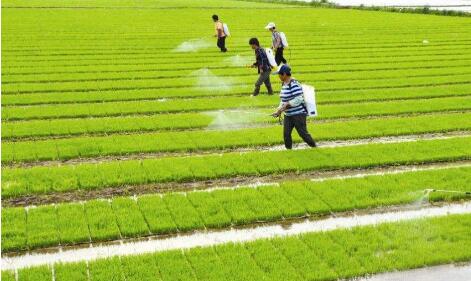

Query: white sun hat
[[265, 22, 276, 29]]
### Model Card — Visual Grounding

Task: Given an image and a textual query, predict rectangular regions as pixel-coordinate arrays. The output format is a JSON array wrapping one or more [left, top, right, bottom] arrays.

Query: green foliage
[[111, 197, 150, 238], [3, 166, 471, 252], [17, 265, 51, 281], [26, 205, 60, 249], [54, 262, 88, 281], [18, 214, 471, 280], [56, 203, 90, 245], [3, 137, 471, 198], [1, 207, 27, 251], [84, 200, 121, 241]]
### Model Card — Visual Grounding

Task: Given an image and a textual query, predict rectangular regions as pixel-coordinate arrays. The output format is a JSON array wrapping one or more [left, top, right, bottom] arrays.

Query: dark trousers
[[283, 114, 316, 149], [275, 47, 287, 65], [217, 36, 227, 52], [253, 69, 273, 95]]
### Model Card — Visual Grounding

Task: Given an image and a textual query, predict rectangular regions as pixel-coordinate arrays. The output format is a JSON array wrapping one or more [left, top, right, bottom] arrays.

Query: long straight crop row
[[4, 34, 470, 53], [5, 48, 470, 75], [2, 166, 470, 252], [5, 47, 471, 74], [2, 99, 470, 139], [3, 213, 471, 281], [3, 82, 470, 107], [5, 41, 471, 64], [2, 136, 470, 198], [3, 72, 470, 95], [4, 36, 470, 56], [4, 42, 471, 67], [4, 112, 471, 163], [3, 60, 470, 85], [3, 95, 470, 125]]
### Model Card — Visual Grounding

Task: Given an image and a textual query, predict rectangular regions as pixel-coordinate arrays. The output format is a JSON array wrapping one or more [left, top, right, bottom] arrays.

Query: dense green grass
[[3, 136, 471, 198], [3, 166, 470, 252], [3, 111, 471, 163], [6, 214, 471, 280], [2, 0, 471, 277]]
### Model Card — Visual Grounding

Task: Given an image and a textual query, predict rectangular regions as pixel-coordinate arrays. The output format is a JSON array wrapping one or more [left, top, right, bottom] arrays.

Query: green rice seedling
[[4, 136, 471, 199], [13, 213, 471, 280], [84, 200, 121, 241], [184, 247, 228, 280], [301, 232, 365, 278], [162, 193, 204, 231], [89, 257, 125, 281], [121, 254, 162, 281], [8, 165, 471, 253], [4, 99, 471, 144], [54, 262, 88, 281], [17, 265, 51, 281], [236, 188, 283, 221], [56, 203, 90, 245], [1, 271, 16, 281], [111, 197, 150, 238], [338, 226, 393, 273], [137, 194, 177, 234], [154, 250, 198, 281], [258, 185, 307, 217], [1, 207, 27, 251], [281, 181, 330, 215], [244, 239, 304, 281], [186, 191, 232, 228], [269, 237, 338, 281], [210, 189, 257, 225], [26, 205, 60, 249], [214, 243, 267, 281]]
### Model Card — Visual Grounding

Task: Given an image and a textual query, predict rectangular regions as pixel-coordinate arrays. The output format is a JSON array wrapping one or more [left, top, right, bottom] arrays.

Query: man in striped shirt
[[271, 65, 317, 149]]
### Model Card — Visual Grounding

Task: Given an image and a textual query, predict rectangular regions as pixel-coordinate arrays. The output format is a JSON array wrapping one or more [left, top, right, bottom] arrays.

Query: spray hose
[[424, 188, 471, 195]]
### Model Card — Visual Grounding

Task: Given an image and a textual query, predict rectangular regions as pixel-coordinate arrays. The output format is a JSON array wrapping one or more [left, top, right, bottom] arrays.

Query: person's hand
[[271, 111, 280, 118]]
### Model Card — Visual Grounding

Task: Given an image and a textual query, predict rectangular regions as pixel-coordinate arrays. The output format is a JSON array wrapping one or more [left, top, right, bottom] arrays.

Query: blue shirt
[[253, 47, 271, 73], [280, 79, 307, 116]]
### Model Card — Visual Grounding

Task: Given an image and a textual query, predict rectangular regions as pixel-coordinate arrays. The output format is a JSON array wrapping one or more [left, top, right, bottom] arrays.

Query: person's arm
[[252, 49, 261, 68], [288, 95, 304, 107], [272, 102, 290, 117]]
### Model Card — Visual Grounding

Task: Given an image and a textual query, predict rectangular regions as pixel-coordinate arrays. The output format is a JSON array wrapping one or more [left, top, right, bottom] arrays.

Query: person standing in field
[[249, 37, 273, 96], [212, 14, 227, 52], [265, 22, 287, 65], [271, 65, 317, 149]]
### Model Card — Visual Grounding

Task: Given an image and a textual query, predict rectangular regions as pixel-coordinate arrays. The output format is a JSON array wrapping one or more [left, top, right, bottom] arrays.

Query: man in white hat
[[265, 22, 287, 65]]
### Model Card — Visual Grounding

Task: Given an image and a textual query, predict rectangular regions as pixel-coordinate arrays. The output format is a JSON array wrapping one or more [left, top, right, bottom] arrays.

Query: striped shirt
[[280, 79, 307, 116]]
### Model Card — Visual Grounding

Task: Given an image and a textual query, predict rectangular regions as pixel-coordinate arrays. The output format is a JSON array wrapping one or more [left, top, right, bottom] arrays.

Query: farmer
[[249, 37, 273, 96], [212, 14, 227, 52], [265, 22, 287, 65], [271, 65, 317, 149]]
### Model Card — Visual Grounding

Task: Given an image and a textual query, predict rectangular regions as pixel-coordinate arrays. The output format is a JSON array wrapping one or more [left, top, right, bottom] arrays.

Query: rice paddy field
[[2, 0, 471, 280]]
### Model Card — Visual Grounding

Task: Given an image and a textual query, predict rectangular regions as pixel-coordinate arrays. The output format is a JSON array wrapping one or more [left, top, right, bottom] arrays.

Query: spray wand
[[424, 188, 471, 196]]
